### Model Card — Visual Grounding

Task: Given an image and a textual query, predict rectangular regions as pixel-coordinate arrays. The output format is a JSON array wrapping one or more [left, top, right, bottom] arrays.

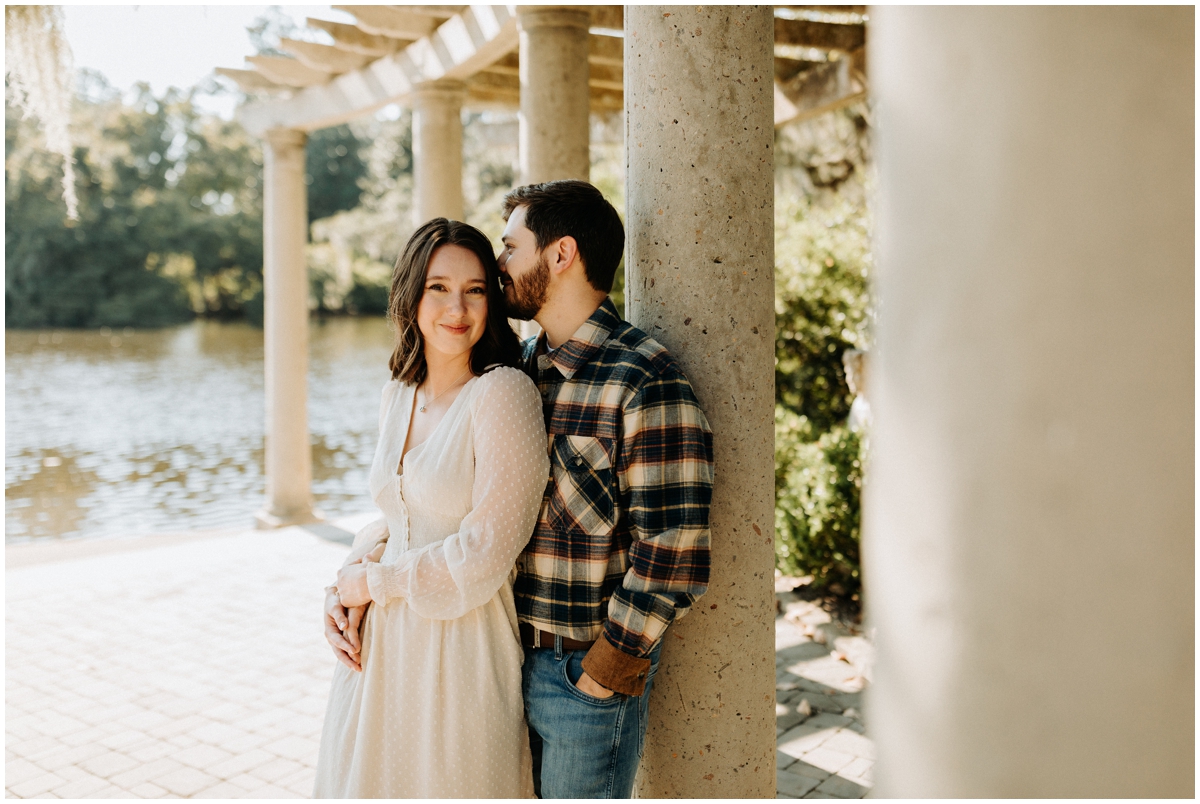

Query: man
[[498, 180, 715, 798]]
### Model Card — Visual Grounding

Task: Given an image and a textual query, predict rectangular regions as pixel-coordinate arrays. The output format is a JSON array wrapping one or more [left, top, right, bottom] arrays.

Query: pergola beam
[[789, 4, 868, 13], [245, 55, 333, 88], [588, 62, 623, 92], [334, 5, 439, 39], [464, 62, 624, 113], [305, 17, 406, 57], [588, 34, 622, 66], [589, 5, 623, 31], [239, 5, 519, 135], [279, 38, 372, 73], [215, 67, 289, 93], [479, 51, 519, 76], [402, 5, 468, 18], [774, 16, 865, 51], [773, 55, 865, 127], [468, 70, 519, 96], [480, 37, 624, 77]]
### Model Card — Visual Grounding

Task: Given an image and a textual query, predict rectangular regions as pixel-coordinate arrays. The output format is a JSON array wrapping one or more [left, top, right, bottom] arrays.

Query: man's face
[[498, 205, 550, 321]]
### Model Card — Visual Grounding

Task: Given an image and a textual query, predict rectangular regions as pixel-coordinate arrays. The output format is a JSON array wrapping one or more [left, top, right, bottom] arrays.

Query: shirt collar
[[535, 298, 622, 379]]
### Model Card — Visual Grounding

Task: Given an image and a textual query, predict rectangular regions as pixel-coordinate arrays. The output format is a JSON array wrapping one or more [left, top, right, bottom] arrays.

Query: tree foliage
[[5, 76, 265, 327], [306, 124, 367, 225], [773, 104, 874, 598], [4, 62, 381, 328]]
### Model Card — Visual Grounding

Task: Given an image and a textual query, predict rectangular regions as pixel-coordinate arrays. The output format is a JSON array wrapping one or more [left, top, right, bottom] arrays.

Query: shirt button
[[637, 671, 645, 679]]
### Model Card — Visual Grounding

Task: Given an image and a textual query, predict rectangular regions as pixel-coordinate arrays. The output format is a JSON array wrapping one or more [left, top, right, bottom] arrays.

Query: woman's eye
[[467, 286, 486, 294]]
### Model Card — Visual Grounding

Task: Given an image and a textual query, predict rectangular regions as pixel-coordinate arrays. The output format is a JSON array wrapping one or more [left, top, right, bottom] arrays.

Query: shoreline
[[5, 512, 376, 569], [5, 527, 250, 569]]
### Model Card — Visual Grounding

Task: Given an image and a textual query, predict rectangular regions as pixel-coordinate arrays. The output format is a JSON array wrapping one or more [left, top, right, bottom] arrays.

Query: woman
[[314, 218, 548, 798]]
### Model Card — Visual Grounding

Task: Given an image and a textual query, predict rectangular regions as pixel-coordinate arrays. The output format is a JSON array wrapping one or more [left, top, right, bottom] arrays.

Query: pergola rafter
[[278, 37, 373, 73], [218, 4, 869, 133], [235, 5, 520, 134], [305, 17, 405, 57]]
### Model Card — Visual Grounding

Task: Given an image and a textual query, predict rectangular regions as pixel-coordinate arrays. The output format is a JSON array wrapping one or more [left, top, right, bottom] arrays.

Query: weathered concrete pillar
[[625, 6, 777, 797], [867, 7, 1194, 797], [411, 79, 465, 225], [257, 128, 316, 528], [518, 6, 590, 183]]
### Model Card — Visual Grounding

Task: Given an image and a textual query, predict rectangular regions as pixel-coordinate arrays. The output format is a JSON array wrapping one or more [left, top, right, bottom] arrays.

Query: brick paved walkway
[[6, 526, 874, 798], [773, 591, 874, 798]]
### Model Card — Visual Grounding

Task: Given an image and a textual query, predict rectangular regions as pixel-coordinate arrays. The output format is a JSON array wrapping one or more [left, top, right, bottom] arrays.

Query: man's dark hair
[[502, 180, 625, 293]]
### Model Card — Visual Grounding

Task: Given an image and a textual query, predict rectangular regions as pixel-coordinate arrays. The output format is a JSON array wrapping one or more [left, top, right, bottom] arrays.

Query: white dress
[[314, 367, 549, 799]]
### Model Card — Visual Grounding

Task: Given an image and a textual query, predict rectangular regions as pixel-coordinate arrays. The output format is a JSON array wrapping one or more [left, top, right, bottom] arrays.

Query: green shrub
[[772, 107, 873, 597], [774, 409, 863, 595]]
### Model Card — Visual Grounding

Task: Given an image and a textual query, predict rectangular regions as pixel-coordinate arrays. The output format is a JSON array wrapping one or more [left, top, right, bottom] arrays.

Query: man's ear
[[548, 236, 580, 276]]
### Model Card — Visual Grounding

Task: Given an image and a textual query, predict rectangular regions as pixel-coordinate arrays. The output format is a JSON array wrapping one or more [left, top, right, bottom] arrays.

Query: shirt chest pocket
[[547, 435, 616, 537]]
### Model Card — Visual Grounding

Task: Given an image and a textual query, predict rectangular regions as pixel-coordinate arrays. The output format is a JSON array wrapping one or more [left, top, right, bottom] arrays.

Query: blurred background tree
[[5, 72, 264, 327], [4, 10, 641, 330], [306, 125, 367, 226]]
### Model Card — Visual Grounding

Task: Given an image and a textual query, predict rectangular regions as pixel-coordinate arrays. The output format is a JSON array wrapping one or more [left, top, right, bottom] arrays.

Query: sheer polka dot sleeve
[[365, 368, 548, 618]]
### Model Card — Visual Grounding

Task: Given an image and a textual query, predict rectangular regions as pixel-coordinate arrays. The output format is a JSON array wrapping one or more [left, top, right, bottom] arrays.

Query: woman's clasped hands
[[323, 543, 385, 672]]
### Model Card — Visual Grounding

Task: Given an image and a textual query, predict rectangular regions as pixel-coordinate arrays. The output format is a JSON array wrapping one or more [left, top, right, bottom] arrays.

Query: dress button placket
[[395, 481, 411, 552]]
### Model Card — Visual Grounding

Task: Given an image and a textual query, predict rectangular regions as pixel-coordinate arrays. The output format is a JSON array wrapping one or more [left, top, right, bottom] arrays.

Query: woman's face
[[416, 244, 489, 364]]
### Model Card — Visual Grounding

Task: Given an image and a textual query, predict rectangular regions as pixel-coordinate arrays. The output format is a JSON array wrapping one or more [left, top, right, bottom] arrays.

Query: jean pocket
[[561, 652, 623, 706]]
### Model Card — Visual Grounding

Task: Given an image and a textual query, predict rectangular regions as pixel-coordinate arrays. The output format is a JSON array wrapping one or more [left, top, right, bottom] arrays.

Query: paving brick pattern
[[774, 594, 874, 799], [6, 529, 875, 798], [6, 529, 344, 799]]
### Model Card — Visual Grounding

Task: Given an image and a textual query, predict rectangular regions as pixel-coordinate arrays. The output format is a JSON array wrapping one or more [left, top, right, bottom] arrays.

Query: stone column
[[256, 128, 317, 528], [411, 79, 465, 226], [625, 7, 777, 797], [867, 7, 1193, 797], [518, 6, 590, 183]]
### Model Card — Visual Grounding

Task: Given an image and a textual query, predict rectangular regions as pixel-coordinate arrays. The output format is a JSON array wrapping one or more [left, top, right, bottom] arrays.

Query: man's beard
[[504, 253, 550, 321]]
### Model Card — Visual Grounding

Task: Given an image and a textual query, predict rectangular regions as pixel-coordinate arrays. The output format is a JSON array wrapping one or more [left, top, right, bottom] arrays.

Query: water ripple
[[6, 319, 395, 543]]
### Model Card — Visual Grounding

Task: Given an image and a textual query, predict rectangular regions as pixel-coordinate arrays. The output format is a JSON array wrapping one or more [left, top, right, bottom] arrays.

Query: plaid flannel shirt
[[515, 299, 714, 695]]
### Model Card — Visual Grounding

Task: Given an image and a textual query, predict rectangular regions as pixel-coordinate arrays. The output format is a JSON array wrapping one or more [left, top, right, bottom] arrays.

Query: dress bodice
[[361, 368, 550, 621], [370, 379, 478, 560]]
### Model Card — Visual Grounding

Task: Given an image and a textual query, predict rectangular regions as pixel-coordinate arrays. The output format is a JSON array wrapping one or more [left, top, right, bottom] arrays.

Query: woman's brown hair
[[387, 218, 521, 384]]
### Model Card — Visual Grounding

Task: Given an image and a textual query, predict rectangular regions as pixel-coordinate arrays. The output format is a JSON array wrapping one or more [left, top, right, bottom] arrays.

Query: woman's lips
[[442, 324, 470, 334]]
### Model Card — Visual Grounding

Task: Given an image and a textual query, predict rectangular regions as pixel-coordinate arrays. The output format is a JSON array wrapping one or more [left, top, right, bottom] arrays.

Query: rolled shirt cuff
[[581, 633, 653, 697]]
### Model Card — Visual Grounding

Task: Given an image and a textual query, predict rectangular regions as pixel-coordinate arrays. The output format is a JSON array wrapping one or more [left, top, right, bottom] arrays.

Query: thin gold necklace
[[419, 367, 471, 413]]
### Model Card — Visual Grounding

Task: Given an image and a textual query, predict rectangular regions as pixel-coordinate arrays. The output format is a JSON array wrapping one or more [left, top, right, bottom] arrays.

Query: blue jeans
[[522, 639, 662, 799]]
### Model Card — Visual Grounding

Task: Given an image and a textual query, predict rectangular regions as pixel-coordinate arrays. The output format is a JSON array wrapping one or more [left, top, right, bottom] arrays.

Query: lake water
[[5, 318, 396, 543]]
